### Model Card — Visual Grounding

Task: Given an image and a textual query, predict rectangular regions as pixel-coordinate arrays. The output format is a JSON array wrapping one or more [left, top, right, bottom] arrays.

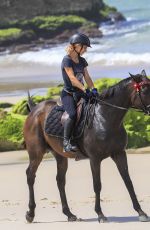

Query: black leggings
[[61, 90, 77, 120]]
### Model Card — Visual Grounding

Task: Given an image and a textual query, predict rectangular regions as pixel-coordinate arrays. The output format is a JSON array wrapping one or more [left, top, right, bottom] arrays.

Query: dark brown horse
[[24, 70, 150, 223]]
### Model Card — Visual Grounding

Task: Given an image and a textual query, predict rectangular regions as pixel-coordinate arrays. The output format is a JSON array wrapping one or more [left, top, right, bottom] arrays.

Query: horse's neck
[[100, 87, 131, 124]]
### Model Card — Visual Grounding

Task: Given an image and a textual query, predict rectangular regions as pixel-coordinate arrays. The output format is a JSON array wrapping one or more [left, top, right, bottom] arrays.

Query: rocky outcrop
[[0, 0, 104, 23], [0, 0, 125, 53]]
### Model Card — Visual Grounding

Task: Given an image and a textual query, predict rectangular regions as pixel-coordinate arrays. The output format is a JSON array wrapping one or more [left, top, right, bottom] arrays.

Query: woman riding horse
[[61, 33, 98, 152], [24, 70, 150, 223]]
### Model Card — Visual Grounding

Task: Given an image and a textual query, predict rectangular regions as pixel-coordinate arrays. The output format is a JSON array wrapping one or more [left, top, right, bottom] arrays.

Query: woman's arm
[[84, 68, 95, 89], [64, 67, 85, 92]]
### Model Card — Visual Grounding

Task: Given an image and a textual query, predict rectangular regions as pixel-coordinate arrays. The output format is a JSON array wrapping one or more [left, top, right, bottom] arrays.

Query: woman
[[61, 33, 98, 152]]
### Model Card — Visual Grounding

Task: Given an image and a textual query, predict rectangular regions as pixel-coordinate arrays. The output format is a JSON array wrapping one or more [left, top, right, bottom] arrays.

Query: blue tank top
[[61, 55, 88, 93]]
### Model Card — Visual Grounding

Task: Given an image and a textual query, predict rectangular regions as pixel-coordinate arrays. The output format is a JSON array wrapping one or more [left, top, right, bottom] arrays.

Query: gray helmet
[[69, 33, 91, 47]]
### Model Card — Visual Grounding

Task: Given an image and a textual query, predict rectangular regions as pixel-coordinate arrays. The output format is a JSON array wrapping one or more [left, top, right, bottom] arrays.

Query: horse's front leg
[[54, 153, 77, 221], [90, 158, 108, 223], [111, 151, 149, 222]]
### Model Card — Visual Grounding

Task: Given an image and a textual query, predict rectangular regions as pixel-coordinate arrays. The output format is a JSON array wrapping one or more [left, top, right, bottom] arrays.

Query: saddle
[[45, 98, 86, 139]]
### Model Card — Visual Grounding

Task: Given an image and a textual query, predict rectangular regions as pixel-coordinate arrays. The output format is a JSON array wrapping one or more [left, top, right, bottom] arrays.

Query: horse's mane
[[99, 77, 130, 99], [99, 75, 142, 99]]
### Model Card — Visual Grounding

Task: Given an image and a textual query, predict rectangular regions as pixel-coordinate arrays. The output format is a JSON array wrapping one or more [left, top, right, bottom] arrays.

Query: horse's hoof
[[139, 214, 150, 222], [26, 211, 34, 223], [98, 216, 108, 223], [68, 215, 78, 222]]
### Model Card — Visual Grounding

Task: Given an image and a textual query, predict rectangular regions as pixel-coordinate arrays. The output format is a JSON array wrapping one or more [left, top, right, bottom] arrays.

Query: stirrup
[[63, 141, 78, 152]]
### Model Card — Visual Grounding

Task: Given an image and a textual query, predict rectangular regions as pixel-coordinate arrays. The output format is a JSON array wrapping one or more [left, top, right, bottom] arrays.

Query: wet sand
[[0, 150, 150, 229], [0, 62, 128, 98], [0, 63, 61, 98]]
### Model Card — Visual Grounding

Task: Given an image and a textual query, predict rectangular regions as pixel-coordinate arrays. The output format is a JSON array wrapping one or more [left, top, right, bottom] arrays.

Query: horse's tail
[[27, 91, 36, 112]]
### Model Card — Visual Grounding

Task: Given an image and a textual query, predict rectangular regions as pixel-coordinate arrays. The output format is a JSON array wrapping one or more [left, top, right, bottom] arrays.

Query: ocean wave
[[1, 50, 150, 67], [0, 47, 65, 66], [100, 18, 150, 37], [85, 52, 150, 66]]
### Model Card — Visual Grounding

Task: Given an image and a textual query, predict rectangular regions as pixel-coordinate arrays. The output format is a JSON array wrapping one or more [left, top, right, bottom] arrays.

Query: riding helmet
[[69, 33, 91, 47]]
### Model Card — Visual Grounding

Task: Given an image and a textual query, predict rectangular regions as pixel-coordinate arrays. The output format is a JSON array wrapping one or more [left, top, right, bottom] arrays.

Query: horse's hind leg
[[111, 151, 149, 222], [54, 152, 77, 221], [26, 147, 44, 223]]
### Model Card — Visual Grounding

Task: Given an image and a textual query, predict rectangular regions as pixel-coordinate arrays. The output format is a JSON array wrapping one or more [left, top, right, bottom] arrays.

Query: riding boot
[[63, 118, 78, 152]]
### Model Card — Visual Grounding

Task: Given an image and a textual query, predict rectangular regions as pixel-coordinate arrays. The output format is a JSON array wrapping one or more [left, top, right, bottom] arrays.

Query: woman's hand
[[91, 88, 98, 96]]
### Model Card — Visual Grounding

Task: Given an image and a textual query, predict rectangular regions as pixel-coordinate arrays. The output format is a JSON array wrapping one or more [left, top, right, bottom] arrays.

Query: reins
[[94, 79, 150, 115], [95, 97, 128, 111], [95, 96, 149, 114], [95, 97, 145, 113]]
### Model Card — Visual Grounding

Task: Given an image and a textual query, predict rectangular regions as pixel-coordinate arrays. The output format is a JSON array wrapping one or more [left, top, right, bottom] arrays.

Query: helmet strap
[[73, 44, 83, 56]]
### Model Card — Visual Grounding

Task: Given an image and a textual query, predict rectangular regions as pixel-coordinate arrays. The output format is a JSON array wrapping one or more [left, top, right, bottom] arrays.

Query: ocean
[[0, 0, 150, 96]]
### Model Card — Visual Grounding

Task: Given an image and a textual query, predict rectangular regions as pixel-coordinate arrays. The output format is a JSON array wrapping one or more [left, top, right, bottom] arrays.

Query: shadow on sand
[[32, 216, 140, 224]]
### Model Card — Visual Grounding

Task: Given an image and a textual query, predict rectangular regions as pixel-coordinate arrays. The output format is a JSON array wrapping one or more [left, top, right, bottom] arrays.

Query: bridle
[[132, 80, 150, 115], [95, 79, 150, 115]]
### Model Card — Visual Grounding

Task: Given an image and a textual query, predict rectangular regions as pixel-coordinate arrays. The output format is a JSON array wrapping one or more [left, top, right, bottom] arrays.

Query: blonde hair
[[65, 44, 74, 55]]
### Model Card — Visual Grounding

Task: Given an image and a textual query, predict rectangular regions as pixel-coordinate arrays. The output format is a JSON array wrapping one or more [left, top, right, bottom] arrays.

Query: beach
[[0, 150, 150, 230], [0, 1, 150, 228]]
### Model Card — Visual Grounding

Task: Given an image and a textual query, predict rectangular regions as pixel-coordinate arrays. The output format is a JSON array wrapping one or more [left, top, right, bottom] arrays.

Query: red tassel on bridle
[[133, 83, 141, 92], [133, 81, 150, 92]]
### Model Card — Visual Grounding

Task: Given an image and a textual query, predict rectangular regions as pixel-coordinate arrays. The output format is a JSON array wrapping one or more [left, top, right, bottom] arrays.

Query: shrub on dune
[[0, 110, 25, 151]]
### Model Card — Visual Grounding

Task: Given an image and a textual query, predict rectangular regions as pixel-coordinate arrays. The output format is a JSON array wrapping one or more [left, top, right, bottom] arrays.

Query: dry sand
[[0, 150, 150, 230]]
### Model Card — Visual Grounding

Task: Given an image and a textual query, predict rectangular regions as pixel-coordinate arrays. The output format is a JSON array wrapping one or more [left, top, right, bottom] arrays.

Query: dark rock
[[78, 26, 102, 38], [108, 12, 126, 23], [0, 25, 103, 54], [0, 0, 104, 23], [0, 1, 125, 53], [0, 46, 7, 53], [9, 44, 37, 54]]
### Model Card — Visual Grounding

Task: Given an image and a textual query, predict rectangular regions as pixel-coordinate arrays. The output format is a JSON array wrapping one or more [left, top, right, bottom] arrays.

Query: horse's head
[[129, 70, 150, 115]]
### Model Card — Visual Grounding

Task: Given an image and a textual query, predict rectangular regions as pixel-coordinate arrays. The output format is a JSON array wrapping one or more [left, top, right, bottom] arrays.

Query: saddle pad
[[44, 105, 86, 139]]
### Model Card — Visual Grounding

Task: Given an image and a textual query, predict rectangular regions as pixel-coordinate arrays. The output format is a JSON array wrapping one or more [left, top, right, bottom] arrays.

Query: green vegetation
[[99, 3, 117, 20], [0, 28, 22, 41], [0, 15, 97, 42], [12, 85, 63, 115], [1, 78, 150, 151], [46, 85, 63, 98], [12, 95, 48, 115], [12, 99, 29, 115], [0, 110, 26, 151], [125, 111, 150, 148], [29, 15, 87, 31], [94, 78, 120, 91]]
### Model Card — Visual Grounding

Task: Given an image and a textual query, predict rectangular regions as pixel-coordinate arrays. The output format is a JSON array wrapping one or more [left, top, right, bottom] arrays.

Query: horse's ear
[[129, 72, 136, 81], [141, 69, 147, 78], [129, 72, 133, 78]]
